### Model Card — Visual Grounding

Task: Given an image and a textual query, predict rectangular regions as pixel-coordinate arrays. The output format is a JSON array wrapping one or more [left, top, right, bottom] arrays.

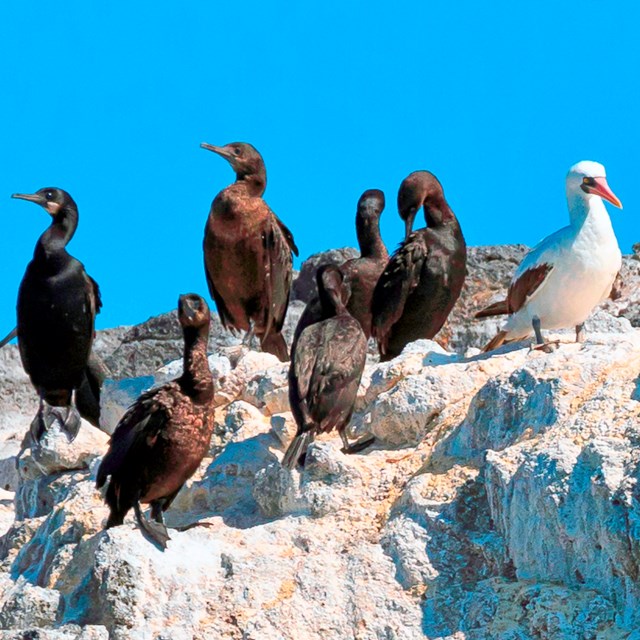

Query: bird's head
[[567, 161, 622, 209], [12, 187, 76, 218], [357, 189, 385, 221], [316, 264, 350, 313], [178, 293, 211, 331], [397, 171, 446, 239], [200, 141, 266, 182]]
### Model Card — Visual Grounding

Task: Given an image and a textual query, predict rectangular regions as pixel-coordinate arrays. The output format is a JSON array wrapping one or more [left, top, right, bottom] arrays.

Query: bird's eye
[[234, 147, 241, 156], [582, 177, 594, 186], [45, 191, 54, 199]]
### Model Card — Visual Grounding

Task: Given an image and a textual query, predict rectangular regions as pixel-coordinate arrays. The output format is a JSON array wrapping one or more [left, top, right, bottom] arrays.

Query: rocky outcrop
[[1, 245, 640, 638]]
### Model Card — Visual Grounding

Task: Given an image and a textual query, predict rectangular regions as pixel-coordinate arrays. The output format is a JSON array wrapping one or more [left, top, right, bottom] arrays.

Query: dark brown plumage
[[475, 263, 553, 352], [291, 189, 388, 348], [371, 171, 467, 361], [283, 265, 370, 470], [340, 189, 388, 338], [96, 294, 214, 549], [201, 142, 298, 362], [13, 188, 102, 442]]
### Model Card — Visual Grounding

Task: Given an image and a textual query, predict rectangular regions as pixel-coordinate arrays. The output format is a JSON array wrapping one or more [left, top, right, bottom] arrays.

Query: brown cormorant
[[201, 142, 298, 362], [96, 294, 214, 549], [290, 189, 387, 347], [283, 265, 371, 470], [371, 171, 467, 361], [340, 189, 388, 338], [13, 188, 102, 442]]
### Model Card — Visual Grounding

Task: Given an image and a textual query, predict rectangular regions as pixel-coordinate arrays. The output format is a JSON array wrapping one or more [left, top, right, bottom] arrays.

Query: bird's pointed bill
[[591, 177, 623, 209], [200, 143, 233, 160], [12, 193, 42, 204]]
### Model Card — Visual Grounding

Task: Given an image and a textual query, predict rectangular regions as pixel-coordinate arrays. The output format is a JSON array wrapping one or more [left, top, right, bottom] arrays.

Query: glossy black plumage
[[201, 142, 298, 362], [283, 266, 370, 470], [371, 171, 467, 361], [96, 294, 214, 549], [13, 188, 102, 441]]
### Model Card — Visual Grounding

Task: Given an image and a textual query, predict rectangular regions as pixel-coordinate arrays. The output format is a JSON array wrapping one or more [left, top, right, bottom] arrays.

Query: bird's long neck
[[567, 192, 616, 243], [234, 166, 267, 197], [34, 208, 78, 262], [356, 216, 386, 259], [181, 328, 214, 403]]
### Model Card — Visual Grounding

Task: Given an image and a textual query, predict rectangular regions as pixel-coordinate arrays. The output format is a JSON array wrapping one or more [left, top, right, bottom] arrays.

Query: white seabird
[[476, 160, 623, 352]]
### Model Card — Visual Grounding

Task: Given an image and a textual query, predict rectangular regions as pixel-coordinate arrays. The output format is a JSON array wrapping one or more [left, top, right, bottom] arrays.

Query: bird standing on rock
[[96, 294, 215, 549], [371, 171, 467, 361], [291, 189, 387, 345], [283, 265, 371, 469], [13, 188, 102, 442], [340, 189, 388, 338], [476, 161, 622, 352], [201, 142, 298, 361]]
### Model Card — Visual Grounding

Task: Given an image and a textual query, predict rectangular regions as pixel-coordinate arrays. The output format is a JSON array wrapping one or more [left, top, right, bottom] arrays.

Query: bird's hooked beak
[[589, 177, 623, 209], [200, 143, 235, 163]]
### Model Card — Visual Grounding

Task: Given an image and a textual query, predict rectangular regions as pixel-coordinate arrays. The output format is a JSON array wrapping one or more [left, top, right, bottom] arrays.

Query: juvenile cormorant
[[476, 161, 622, 352], [291, 189, 387, 347], [96, 294, 214, 549], [341, 189, 388, 338], [13, 188, 102, 441], [283, 265, 370, 470], [201, 142, 298, 362], [371, 171, 467, 361]]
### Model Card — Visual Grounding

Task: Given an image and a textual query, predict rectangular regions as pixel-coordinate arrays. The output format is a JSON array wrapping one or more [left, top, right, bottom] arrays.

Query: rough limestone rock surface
[[1, 245, 640, 638]]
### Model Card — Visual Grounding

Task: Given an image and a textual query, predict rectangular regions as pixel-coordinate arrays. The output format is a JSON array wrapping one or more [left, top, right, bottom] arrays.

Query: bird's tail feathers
[[475, 300, 509, 319], [282, 431, 314, 470], [482, 330, 509, 353], [0, 327, 17, 349]]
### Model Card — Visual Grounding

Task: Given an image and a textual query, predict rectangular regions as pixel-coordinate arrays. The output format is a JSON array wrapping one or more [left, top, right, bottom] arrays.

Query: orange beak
[[591, 177, 623, 209]]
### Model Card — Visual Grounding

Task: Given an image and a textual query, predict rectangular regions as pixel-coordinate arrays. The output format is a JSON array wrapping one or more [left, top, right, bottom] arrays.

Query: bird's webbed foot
[[339, 431, 376, 455], [529, 316, 560, 354], [529, 341, 560, 354], [31, 403, 81, 443], [134, 502, 170, 550]]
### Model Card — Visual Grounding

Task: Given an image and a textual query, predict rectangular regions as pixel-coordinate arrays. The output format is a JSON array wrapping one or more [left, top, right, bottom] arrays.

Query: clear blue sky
[[1, 1, 638, 329]]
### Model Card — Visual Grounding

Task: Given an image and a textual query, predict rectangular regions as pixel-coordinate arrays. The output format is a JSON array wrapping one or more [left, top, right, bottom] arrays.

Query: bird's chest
[[18, 264, 89, 335], [143, 402, 214, 500], [206, 201, 267, 280]]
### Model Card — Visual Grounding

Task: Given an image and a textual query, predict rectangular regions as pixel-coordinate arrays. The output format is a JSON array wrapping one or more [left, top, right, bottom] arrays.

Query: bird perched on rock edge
[[371, 171, 467, 361], [201, 141, 298, 362], [476, 161, 622, 352], [283, 265, 371, 469], [13, 187, 102, 442], [96, 294, 215, 549]]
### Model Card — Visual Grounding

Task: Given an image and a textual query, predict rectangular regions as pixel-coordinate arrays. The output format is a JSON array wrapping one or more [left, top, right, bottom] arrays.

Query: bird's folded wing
[[96, 387, 169, 487], [84, 272, 103, 318], [507, 262, 554, 313], [371, 236, 428, 342]]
